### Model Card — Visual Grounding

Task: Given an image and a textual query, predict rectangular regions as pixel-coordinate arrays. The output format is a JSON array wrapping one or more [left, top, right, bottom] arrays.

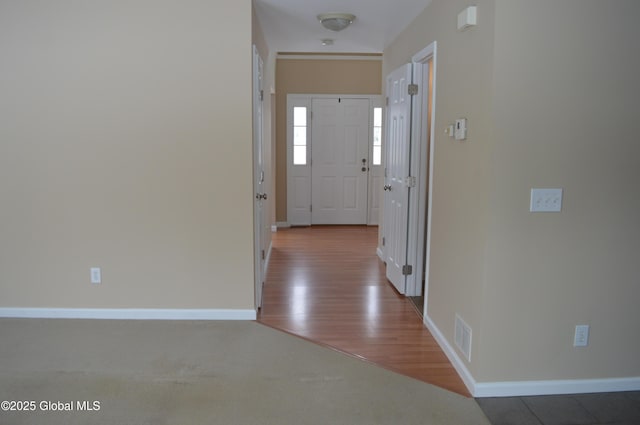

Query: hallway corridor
[[258, 226, 469, 396]]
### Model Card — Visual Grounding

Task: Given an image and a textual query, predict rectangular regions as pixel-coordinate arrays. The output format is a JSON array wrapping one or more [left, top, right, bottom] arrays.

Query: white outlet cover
[[530, 188, 563, 212]]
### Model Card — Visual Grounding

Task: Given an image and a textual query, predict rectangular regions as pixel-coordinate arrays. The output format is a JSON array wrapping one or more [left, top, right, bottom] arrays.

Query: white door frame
[[368, 98, 384, 226], [405, 43, 437, 308], [286, 94, 382, 226], [252, 45, 266, 309]]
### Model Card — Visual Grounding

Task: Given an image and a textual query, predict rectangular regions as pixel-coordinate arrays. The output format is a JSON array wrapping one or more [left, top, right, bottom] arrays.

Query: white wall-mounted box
[[457, 6, 477, 31]]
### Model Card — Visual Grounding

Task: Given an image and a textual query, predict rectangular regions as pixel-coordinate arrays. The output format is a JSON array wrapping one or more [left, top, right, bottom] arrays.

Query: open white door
[[253, 46, 266, 309], [311, 98, 370, 225], [383, 64, 413, 294]]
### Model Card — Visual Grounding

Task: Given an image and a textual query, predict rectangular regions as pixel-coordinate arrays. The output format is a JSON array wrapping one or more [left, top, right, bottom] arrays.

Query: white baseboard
[[276, 221, 290, 228], [423, 314, 640, 397], [376, 247, 385, 261], [423, 314, 477, 395], [474, 377, 640, 398], [0, 308, 257, 321], [271, 224, 278, 232]]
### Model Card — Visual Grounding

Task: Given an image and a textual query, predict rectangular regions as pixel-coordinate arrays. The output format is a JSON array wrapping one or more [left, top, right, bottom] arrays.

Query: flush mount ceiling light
[[317, 13, 356, 32]]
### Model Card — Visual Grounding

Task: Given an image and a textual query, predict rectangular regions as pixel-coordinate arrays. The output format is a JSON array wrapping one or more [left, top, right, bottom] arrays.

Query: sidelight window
[[293, 107, 307, 165], [372, 107, 382, 165]]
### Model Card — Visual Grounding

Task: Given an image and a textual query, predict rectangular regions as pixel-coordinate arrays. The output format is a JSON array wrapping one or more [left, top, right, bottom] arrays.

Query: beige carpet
[[0, 319, 490, 425]]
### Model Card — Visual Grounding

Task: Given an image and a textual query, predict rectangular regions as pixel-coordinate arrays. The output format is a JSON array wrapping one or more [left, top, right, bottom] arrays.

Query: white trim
[[402, 41, 437, 298], [423, 45, 437, 314], [286, 95, 312, 226], [253, 45, 267, 310], [367, 99, 384, 226], [376, 247, 385, 261], [424, 313, 640, 397], [0, 308, 257, 321], [271, 224, 278, 232], [277, 54, 382, 61], [424, 314, 476, 395], [276, 221, 290, 228], [474, 377, 640, 398]]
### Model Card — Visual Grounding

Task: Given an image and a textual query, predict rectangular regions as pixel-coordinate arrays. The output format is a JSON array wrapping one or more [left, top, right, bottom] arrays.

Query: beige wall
[[275, 58, 382, 222], [0, 0, 255, 310], [479, 0, 640, 382], [384, 0, 640, 384]]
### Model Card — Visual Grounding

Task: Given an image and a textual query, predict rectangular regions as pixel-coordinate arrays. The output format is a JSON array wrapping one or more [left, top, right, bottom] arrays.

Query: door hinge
[[382, 237, 386, 246], [402, 265, 413, 275], [405, 176, 416, 187], [259, 90, 264, 101], [261, 249, 265, 260], [408, 84, 419, 96]]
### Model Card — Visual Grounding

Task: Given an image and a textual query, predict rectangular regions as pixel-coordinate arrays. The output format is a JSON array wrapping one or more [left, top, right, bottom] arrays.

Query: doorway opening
[[379, 42, 437, 312]]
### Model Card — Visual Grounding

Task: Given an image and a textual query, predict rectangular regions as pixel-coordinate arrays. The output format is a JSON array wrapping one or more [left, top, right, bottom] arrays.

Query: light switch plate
[[574, 325, 589, 347], [530, 188, 563, 212], [90, 267, 101, 284]]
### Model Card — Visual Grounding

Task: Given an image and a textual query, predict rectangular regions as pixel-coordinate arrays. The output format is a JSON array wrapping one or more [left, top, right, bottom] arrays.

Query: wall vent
[[454, 314, 472, 362]]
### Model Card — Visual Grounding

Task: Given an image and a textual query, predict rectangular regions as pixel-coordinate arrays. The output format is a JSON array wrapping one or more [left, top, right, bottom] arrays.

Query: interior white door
[[311, 98, 370, 225], [383, 64, 413, 294], [252, 46, 266, 309]]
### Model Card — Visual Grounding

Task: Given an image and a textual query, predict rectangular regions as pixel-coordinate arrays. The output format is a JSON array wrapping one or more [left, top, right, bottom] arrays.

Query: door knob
[[361, 167, 367, 172], [383, 185, 391, 191], [256, 193, 268, 200], [262, 193, 267, 200]]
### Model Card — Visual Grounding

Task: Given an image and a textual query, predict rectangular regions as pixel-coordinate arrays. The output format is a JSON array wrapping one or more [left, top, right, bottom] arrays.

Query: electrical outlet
[[90, 267, 101, 284], [574, 325, 589, 347]]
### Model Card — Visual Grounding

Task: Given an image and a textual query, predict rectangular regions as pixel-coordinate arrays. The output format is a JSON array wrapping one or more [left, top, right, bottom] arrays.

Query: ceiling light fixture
[[317, 13, 356, 32]]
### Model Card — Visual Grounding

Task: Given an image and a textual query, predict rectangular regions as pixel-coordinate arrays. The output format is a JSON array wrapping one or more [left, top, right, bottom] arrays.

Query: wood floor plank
[[257, 225, 470, 397]]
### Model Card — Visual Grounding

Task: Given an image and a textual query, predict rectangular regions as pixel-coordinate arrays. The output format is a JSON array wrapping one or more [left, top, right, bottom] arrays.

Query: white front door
[[384, 64, 413, 294], [311, 98, 370, 225], [252, 46, 266, 309]]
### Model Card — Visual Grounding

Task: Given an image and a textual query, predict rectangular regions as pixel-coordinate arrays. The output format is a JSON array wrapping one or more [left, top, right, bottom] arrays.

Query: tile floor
[[477, 391, 640, 425]]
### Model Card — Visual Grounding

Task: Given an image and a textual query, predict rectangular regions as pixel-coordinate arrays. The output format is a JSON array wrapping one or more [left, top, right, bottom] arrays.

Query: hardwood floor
[[257, 225, 470, 397]]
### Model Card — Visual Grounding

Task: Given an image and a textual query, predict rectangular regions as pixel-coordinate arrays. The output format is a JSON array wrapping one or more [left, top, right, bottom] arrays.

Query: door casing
[[252, 45, 267, 309], [407, 42, 437, 309]]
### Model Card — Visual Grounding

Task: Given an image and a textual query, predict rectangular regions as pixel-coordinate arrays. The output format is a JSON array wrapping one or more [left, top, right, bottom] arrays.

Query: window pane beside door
[[293, 107, 307, 165], [373, 107, 382, 165]]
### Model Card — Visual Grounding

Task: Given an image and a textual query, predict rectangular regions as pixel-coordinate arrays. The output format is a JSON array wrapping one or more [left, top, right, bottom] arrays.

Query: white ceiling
[[254, 0, 431, 54]]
